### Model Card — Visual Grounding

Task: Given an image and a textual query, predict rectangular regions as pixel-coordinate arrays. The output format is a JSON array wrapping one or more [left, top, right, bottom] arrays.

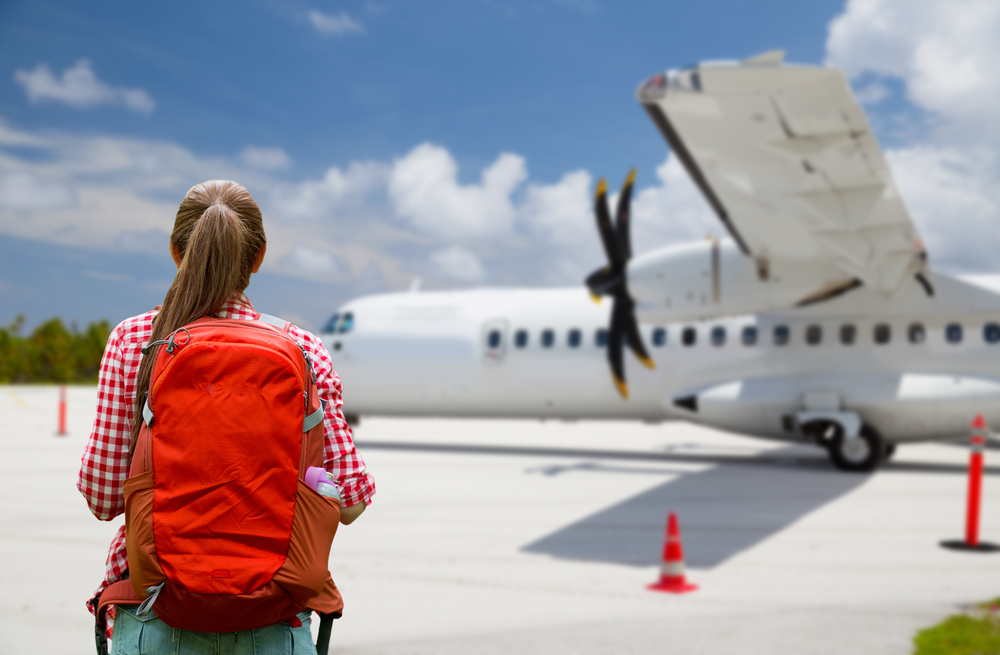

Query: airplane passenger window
[[946, 323, 963, 344], [682, 327, 697, 347], [515, 330, 528, 348], [321, 313, 339, 335], [985, 323, 1000, 344], [742, 326, 757, 346], [338, 312, 354, 334], [806, 325, 822, 346], [487, 330, 502, 349], [542, 329, 555, 348], [652, 327, 666, 347], [908, 323, 926, 344], [874, 323, 891, 344], [840, 324, 856, 345], [595, 329, 608, 347], [711, 326, 726, 346], [773, 325, 789, 346], [568, 329, 581, 348]]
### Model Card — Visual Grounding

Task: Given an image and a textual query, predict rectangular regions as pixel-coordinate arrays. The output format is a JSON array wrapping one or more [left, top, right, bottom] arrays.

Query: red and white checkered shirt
[[77, 294, 374, 620]]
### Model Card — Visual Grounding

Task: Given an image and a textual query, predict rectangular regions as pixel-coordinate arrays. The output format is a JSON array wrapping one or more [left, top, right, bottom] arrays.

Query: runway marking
[[7, 391, 26, 408]]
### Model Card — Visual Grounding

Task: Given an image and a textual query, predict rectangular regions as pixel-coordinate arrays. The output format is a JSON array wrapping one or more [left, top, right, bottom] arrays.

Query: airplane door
[[481, 319, 508, 364]]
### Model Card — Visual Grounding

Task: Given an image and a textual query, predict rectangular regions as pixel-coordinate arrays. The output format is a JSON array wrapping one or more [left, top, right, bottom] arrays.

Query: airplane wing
[[637, 51, 927, 294]]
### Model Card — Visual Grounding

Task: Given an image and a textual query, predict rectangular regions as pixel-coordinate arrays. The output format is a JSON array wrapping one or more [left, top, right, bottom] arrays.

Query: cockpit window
[[337, 312, 354, 334], [321, 313, 339, 334]]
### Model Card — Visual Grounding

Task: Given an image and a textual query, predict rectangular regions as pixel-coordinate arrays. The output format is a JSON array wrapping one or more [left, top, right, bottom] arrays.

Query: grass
[[914, 598, 1000, 655]]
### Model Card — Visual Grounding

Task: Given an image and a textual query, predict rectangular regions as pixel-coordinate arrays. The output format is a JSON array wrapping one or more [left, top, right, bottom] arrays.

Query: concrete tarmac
[[2, 385, 998, 654]]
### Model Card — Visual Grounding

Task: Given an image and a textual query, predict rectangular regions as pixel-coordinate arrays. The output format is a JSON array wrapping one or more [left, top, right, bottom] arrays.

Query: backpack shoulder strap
[[254, 312, 292, 334]]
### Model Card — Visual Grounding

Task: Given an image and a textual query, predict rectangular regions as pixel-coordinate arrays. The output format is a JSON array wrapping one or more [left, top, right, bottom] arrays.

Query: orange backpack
[[94, 313, 343, 646]]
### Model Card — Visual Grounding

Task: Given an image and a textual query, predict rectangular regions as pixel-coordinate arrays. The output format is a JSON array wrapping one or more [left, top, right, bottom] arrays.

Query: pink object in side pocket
[[305, 466, 326, 493]]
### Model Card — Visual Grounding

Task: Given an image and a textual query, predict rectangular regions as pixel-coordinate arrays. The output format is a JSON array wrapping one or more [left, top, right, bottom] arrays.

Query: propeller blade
[[594, 179, 623, 268], [615, 168, 636, 261], [621, 298, 655, 369], [608, 297, 629, 398]]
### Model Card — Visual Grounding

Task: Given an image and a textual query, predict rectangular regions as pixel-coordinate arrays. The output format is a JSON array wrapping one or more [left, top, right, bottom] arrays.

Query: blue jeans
[[113, 605, 316, 655]]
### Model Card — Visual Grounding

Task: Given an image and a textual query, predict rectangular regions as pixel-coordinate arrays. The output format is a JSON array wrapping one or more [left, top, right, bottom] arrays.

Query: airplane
[[319, 50, 1000, 472]]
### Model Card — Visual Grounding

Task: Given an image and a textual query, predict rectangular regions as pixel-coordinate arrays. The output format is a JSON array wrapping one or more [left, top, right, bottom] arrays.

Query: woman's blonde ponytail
[[130, 181, 266, 447]]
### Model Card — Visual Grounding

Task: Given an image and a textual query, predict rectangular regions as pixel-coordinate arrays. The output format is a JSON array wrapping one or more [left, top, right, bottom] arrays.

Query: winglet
[[742, 50, 784, 66]]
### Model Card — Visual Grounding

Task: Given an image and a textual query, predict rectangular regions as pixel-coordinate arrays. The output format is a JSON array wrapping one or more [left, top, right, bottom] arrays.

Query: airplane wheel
[[827, 424, 883, 472]]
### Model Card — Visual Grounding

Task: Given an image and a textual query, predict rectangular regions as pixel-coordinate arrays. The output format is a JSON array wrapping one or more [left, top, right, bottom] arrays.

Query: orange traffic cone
[[648, 512, 698, 593]]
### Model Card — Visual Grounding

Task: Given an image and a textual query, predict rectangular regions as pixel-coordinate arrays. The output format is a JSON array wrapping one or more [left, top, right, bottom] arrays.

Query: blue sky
[[2, 0, 999, 331]]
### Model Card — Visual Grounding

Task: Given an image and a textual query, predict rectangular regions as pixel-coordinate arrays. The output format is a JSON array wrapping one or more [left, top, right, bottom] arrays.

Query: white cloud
[[14, 60, 155, 114], [240, 147, 291, 170], [824, 0, 1000, 274], [632, 155, 721, 249], [853, 80, 890, 105], [826, 0, 1000, 133], [0, 172, 76, 211], [270, 161, 388, 221], [520, 170, 592, 245], [430, 247, 486, 281], [284, 246, 343, 274], [887, 146, 999, 271], [0, 119, 734, 295], [389, 143, 526, 238], [308, 10, 365, 35]]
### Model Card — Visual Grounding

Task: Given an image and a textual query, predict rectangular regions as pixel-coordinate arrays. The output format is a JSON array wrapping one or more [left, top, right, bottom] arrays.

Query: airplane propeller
[[585, 169, 654, 399]]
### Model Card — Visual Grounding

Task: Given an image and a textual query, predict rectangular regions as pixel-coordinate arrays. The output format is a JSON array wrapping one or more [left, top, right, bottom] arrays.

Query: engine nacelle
[[627, 238, 857, 322]]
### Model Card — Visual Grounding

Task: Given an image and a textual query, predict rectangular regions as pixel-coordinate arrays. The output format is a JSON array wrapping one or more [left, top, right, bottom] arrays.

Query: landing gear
[[827, 423, 884, 472]]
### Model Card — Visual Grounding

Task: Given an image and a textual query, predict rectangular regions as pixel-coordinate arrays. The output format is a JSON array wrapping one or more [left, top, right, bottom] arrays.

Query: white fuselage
[[324, 271, 1000, 446]]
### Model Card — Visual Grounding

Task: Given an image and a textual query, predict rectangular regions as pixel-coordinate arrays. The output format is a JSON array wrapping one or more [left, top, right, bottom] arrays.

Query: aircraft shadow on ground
[[519, 447, 869, 569], [355, 440, 998, 569]]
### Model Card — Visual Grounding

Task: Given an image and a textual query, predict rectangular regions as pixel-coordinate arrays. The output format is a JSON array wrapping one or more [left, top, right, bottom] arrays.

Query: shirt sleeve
[[77, 328, 132, 521], [300, 331, 376, 508]]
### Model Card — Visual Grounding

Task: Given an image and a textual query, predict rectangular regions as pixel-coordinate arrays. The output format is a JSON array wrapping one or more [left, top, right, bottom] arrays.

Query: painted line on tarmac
[[353, 440, 1000, 476]]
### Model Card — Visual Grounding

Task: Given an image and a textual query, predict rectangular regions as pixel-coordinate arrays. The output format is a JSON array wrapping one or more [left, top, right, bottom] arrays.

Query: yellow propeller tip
[[626, 168, 636, 186], [613, 377, 629, 399], [595, 179, 607, 197], [638, 356, 656, 370], [590, 293, 602, 304]]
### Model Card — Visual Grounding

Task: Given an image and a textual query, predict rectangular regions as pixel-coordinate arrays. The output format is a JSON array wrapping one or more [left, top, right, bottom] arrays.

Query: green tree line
[[0, 315, 111, 383]]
